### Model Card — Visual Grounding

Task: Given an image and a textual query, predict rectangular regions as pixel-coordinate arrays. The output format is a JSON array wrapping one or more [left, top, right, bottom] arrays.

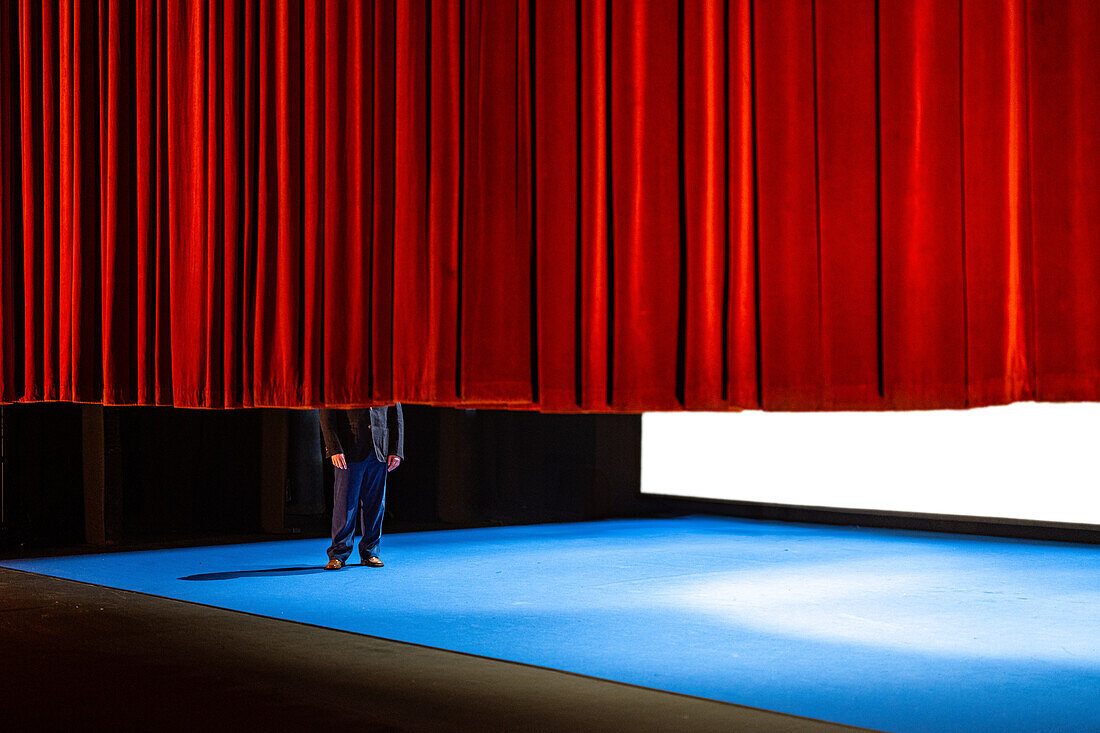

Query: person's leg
[[327, 459, 370, 563], [357, 458, 388, 562]]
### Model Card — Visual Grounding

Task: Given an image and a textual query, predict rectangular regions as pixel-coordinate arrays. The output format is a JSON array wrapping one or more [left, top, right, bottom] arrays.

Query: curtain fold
[[2, 0, 1099, 411], [815, 0, 879, 410], [682, 0, 726, 410], [1028, 0, 1100, 403]]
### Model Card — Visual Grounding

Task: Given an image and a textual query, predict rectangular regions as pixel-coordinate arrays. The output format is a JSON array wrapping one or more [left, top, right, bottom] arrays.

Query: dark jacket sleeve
[[318, 409, 344, 458]]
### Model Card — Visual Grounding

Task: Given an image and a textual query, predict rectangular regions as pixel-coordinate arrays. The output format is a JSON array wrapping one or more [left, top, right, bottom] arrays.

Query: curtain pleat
[[578, 0, 611, 410], [1028, 0, 1100, 403], [301, 0, 323, 406], [460, 0, 533, 404], [369, 0, 394, 405], [3, 0, 1100, 412], [754, 0, 822, 410], [391, 0, 432, 402], [609, 0, 680, 411], [533, 0, 578, 412], [99, 0, 128, 405], [220, 0, 241, 405], [962, 0, 1033, 407], [879, 0, 968, 409], [2, 0, 23, 402], [321, 0, 368, 407], [727, 0, 757, 410], [165, 0, 205, 406], [682, 0, 726, 410], [37, 2, 59, 401], [815, 0, 880, 410]]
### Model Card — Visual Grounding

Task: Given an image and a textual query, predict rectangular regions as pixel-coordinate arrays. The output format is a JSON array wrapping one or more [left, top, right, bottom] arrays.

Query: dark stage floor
[[0, 567, 851, 732], [4, 515, 1100, 731]]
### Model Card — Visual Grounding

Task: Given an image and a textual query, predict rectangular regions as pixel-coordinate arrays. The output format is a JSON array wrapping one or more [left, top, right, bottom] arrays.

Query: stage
[[4, 515, 1100, 731]]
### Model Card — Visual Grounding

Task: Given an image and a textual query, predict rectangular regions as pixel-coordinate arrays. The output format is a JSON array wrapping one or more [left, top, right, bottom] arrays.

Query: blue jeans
[[327, 457, 387, 562]]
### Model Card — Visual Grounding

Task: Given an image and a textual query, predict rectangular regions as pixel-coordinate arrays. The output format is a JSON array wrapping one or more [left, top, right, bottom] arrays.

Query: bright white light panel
[[640, 403, 1100, 526]]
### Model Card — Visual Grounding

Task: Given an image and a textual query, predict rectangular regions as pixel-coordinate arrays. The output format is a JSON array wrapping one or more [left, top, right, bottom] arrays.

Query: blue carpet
[[4, 515, 1100, 732]]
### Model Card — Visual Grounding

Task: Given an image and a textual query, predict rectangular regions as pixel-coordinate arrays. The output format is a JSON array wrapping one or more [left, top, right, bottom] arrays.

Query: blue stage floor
[[5, 515, 1100, 732]]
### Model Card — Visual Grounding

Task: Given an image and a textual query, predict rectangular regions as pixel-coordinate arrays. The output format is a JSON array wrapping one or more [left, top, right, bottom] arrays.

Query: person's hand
[[331, 453, 347, 470], [386, 455, 402, 472]]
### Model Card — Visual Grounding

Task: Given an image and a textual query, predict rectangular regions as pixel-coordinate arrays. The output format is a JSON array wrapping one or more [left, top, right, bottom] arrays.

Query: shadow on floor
[[180, 566, 330, 581]]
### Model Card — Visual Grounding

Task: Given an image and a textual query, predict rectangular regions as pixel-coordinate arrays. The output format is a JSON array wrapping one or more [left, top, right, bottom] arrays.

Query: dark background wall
[[5, 403, 1095, 555], [118, 408, 265, 541], [0, 404, 645, 553], [1, 404, 85, 549]]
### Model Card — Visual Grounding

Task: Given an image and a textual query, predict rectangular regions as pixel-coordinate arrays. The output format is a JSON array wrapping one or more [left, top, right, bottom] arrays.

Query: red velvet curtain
[[1, 0, 1098, 411]]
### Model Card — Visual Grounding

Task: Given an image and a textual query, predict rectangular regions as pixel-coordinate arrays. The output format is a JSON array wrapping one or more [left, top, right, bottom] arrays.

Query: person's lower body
[[325, 456, 387, 568]]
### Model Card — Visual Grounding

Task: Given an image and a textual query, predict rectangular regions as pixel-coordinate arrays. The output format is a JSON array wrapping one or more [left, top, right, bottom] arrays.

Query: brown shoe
[[324, 558, 344, 570], [363, 556, 384, 568]]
